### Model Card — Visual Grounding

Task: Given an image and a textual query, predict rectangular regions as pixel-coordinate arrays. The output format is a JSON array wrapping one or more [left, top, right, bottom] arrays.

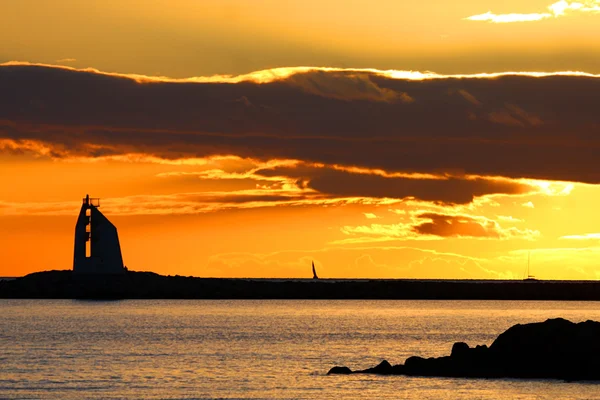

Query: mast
[[525, 251, 536, 280]]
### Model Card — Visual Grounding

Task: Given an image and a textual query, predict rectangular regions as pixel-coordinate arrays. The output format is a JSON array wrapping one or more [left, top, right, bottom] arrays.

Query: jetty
[[3, 271, 600, 300]]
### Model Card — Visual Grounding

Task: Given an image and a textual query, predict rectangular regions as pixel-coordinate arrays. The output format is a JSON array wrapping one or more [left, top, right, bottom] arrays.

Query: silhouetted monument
[[73, 195, 125, 274], [312, 261, 319, 279]]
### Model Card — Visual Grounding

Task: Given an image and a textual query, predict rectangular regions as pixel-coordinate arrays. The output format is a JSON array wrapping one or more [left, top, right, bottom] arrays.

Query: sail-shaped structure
[[73, 195, 125, 274]]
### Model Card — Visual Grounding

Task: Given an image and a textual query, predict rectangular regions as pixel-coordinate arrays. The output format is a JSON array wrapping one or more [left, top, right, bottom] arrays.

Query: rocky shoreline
[[328, 318, 600, 381]]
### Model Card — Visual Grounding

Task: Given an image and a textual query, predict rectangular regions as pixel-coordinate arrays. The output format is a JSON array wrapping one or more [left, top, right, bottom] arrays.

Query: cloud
[[457, 90, 482, 106], [154, 158, 537, 204], [454, 91, 544, 127], [465, 12, 552, 23], [466, 1, 600, 23], [487, 110, 529, 127], [413, 213, 503, 238], [498, 215, 523, 223], [504, 104, 544, 127], [522, 201, 535, 208], [413, 212, 539, 240], [560, 233, 600, 240], [338, 211, 540, 242], [0, 189, 370, 217], [340, 222, 424, 242], [285, 70, 413, 103], [2, 63, 600, 188], [7, 61, 597, 84], [487, 104, 543, 128], [55, 58, 77, 63], [364, 213, 380, 219], [255, 163, 536, 204], [0, 154, 540, 216]]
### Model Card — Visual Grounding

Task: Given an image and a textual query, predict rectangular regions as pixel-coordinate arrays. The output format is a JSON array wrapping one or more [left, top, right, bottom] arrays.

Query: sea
[[2, 300, 600, 399]]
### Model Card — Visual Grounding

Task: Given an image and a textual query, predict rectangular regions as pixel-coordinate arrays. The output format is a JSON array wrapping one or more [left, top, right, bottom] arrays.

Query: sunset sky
[[1, 0, 600, 279]]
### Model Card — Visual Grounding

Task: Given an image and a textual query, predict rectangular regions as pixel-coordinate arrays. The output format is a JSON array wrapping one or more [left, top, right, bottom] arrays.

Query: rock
[[357, 360, 393, 374], [487, 318, 600, 380], [404, 356, 427, 370], [326, 318, 600, 381], [327, 366, 353, 375], [451, 342, 470, 358]]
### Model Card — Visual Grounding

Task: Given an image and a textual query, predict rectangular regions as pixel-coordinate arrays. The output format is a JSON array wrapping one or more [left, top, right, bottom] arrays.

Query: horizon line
[[8, 270, 600, 283]]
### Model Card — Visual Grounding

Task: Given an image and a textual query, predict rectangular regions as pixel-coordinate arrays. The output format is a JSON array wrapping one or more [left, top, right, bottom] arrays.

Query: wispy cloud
[[55, 58, 77, 63], [0, 191, 396, 217], [466, 0, 600, 23], [498, 215, 523, 223], [285, 71, 413, 103], [486, 104, 544, 127], [364, 213, 380, 219], [466, 12, 551, 23], [560, 233, 600, 240]]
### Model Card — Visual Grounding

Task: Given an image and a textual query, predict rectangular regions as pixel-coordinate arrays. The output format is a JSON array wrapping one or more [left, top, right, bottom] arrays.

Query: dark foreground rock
[[328, 318, 600, 381]]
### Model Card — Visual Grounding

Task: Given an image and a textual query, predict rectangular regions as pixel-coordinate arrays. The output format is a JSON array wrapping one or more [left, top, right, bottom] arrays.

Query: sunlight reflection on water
[[2, 300, 600, 399]]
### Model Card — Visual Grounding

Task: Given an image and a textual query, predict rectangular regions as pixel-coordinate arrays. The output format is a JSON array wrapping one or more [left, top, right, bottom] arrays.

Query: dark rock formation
[[328, 318, 600, 381], [358, 360, 394, 375], [328, 366, 352, 375]]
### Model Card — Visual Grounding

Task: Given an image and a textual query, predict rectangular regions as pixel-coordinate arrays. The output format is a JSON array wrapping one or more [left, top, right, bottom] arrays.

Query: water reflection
[[1, 300, 600, 399]]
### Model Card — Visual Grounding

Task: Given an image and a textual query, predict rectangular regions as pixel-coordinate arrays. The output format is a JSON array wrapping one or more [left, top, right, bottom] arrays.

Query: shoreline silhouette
[[3, 270, 600, 300]]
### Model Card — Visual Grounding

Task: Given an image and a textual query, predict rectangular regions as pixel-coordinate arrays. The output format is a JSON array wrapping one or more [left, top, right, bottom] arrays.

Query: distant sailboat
[[524, 251, 537, 281], [312, 261, 319, 280]]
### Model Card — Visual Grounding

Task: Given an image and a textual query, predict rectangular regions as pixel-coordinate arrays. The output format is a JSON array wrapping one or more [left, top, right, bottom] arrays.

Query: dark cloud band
[[2, 64, 599, 184]]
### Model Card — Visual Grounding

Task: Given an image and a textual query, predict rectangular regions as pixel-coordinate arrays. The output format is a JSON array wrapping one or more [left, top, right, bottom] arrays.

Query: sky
[[1, 0, 600, 279]]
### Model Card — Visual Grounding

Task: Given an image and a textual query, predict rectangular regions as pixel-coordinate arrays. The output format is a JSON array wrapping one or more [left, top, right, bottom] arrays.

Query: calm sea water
[[2, 300, 600, 399]]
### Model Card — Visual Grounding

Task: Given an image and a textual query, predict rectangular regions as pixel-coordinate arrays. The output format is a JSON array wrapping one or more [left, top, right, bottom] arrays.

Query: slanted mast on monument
[[73, 194, 125, 274]]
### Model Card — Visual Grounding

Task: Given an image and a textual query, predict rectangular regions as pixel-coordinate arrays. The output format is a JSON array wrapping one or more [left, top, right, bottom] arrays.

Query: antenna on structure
[[83, 194, 100, 208]]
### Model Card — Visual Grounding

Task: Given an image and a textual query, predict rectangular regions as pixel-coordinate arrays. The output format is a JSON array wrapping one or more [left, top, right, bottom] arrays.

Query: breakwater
[[2, 271, 600, 300]]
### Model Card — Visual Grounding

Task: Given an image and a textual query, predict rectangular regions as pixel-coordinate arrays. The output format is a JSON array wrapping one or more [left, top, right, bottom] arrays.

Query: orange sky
[[1, 1, 600, 279], [2, 0, 600, 75]]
